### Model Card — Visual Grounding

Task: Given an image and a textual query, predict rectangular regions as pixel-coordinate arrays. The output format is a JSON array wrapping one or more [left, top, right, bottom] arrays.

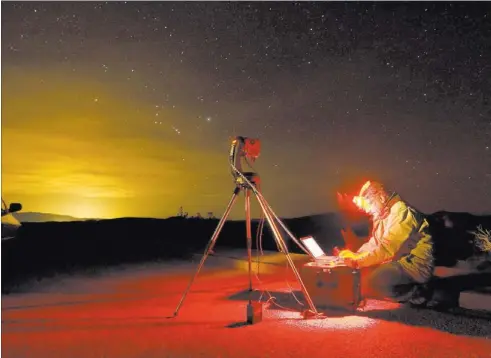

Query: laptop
[[300, 236, 343, 265]]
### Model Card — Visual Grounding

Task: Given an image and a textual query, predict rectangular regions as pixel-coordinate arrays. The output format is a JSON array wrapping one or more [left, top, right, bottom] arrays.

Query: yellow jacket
[[356, 198, 434, 283]]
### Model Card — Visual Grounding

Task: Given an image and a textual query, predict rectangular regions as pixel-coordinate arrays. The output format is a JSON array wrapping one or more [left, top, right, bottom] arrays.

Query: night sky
[[2, 2, 490, 220]]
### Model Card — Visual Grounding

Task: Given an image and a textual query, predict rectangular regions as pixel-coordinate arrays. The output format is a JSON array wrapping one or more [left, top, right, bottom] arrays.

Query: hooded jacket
[[355, 195, 434, 283]]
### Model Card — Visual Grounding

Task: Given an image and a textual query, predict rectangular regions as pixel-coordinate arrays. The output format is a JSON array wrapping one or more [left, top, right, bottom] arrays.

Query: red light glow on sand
[[269, 310, 378, 330], [3, 257, 490, 358]]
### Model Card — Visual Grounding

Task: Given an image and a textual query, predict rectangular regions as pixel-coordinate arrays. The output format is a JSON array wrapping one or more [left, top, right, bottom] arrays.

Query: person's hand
[[341, 228, 361, 251], [338, 250, 362, 268], [342, 255, 359, 268], [338, 249, 356, 259]]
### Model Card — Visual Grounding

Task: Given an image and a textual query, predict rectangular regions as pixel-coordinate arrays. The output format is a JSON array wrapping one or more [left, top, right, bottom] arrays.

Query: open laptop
[[300, 235, 344, 265]]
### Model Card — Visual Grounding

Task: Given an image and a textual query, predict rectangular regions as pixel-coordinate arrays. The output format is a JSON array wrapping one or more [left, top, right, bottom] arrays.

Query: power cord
[[252, 191, 306, 312]]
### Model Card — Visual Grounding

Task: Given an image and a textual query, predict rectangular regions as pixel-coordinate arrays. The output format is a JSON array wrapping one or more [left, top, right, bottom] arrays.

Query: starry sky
[[2, 2, 490, 220]]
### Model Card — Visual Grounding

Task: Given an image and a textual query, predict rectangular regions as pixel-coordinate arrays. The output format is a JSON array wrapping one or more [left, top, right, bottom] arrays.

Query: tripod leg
[[254, 191, 309, 255], [173, 187, 241, 317], [245, 189, 253, 294], [253, 192, 320, 316]]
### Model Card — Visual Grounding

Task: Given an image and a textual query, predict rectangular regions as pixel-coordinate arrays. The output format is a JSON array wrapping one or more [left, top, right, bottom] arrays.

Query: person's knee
[[368, 273, 394, 295], [368, 266, 396, 287], [365, 265, 405, 298]]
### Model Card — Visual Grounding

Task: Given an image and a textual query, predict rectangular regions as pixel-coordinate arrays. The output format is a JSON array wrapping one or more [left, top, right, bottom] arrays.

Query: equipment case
[[301, 262, 363, 312]]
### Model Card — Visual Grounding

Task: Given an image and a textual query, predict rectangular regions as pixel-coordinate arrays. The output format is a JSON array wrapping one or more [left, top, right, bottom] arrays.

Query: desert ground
[[2, 250, 490, 358]]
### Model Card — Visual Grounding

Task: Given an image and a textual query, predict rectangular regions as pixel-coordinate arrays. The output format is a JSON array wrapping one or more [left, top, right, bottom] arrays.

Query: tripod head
[[229, 136, 261, 187]]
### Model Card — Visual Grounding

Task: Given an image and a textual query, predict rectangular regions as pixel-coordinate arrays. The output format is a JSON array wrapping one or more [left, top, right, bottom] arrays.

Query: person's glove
[[338, 249, 356, 259], [343, 255, 360, 268], [338, 249, 362, 268]]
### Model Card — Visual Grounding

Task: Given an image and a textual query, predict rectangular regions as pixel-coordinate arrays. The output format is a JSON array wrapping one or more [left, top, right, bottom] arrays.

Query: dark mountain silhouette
[[426, 211, 491, 267]]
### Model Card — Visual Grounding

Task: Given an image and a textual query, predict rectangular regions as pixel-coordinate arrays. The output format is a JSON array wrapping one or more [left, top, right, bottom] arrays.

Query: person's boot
[[426, 289, 460, 311], [408, 284, 433, 307], [475, 251, 491, 271]]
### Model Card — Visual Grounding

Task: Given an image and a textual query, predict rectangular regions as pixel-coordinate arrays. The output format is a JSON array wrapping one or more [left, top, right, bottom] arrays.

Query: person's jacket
[[355, 195, 434, 283]]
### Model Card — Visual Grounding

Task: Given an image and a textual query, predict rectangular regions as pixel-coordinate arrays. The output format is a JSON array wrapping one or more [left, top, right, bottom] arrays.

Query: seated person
[[337, 181, 434, 304]]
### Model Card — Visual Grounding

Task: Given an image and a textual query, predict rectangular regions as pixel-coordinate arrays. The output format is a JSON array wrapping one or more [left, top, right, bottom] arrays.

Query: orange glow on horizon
[[1, 67, 229, 219]]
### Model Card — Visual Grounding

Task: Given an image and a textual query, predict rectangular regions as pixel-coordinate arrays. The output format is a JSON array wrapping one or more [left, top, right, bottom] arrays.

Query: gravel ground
[[2, 252, 491, 358]]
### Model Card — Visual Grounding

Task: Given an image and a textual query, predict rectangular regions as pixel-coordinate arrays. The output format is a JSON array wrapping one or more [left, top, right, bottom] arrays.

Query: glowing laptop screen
[[301, 236, 325, 258]]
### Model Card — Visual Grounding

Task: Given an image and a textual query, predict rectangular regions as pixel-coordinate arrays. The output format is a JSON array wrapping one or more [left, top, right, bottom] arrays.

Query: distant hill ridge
[[12, 211, 341, 223], [12, 210, 491, 224], [13, 212, 89, 223]]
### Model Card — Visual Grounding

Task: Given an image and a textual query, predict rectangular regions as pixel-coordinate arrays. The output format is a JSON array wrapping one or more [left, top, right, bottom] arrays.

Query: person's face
[[353, 194, 384, 217], [365, 195, 385, 217]]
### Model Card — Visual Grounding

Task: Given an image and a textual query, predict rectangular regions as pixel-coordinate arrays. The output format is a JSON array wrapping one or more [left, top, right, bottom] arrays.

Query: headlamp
[[353, 195, 371, 213]]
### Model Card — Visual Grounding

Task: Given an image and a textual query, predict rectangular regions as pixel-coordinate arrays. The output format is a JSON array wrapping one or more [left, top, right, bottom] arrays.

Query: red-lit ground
[[2, 251, 491, 358]]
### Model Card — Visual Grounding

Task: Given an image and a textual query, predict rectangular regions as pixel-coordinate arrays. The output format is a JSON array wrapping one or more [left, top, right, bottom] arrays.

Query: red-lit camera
[[243, 138, 261, 159]]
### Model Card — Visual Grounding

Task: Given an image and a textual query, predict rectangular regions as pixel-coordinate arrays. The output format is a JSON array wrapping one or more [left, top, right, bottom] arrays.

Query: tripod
[[172, 171, 321, 320]]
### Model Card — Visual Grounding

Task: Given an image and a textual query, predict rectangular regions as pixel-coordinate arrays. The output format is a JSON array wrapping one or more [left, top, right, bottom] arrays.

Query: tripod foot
[[302, 309, 326, 319]]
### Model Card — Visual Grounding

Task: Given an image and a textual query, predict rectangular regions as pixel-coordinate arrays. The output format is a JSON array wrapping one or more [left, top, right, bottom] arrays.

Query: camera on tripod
[[229, 136, 262, 187]]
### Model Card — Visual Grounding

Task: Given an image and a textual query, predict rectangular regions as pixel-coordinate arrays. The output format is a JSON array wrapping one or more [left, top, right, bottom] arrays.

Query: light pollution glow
[[1, 67, 234, 219]]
